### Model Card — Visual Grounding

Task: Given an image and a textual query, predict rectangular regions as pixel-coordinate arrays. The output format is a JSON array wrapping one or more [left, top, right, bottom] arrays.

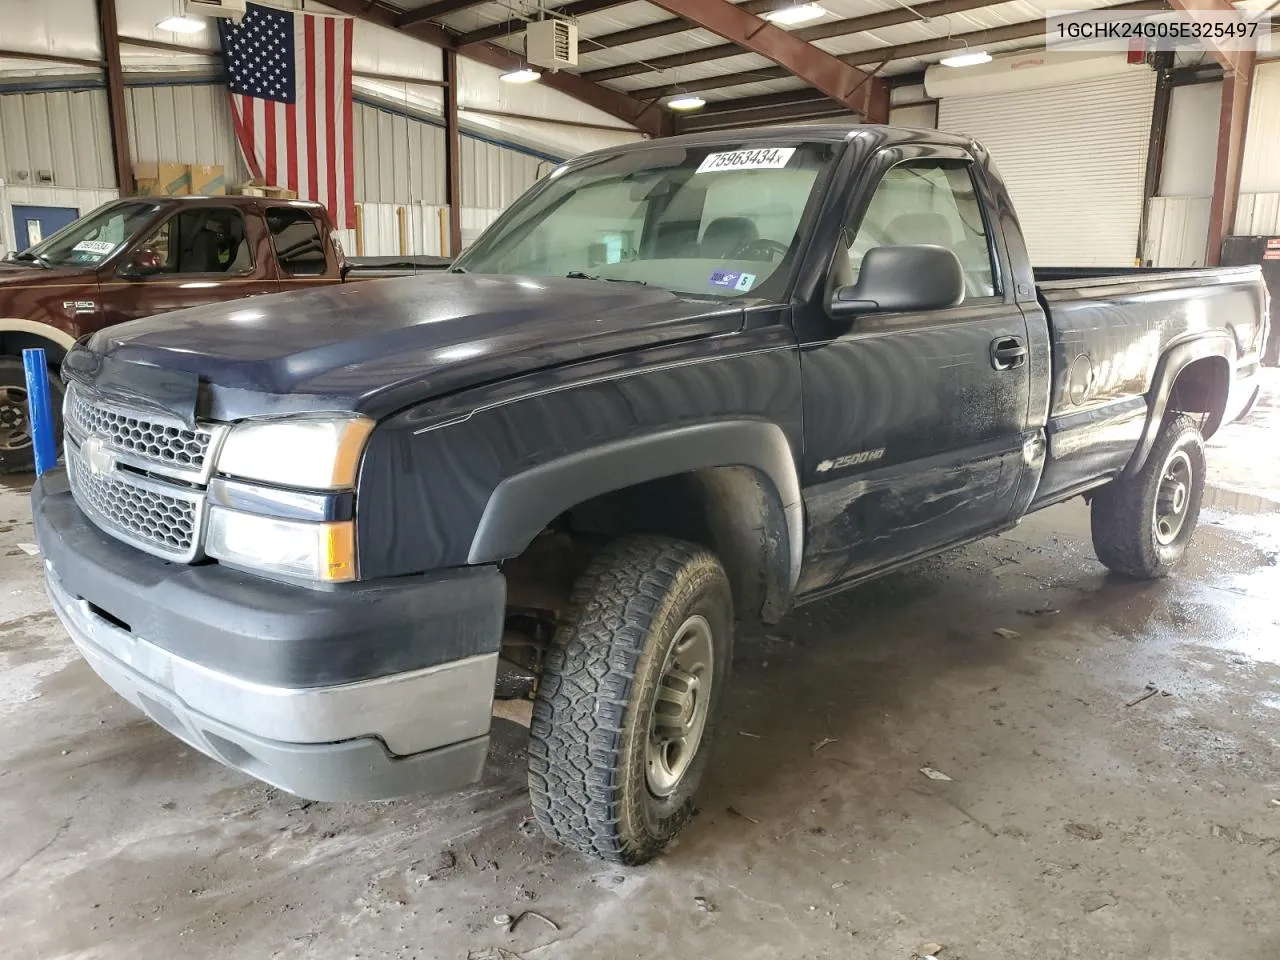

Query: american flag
[[218, 3, 355, 228]]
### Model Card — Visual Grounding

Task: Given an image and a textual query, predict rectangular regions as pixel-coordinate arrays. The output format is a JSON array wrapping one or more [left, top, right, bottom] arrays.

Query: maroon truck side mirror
[[121, 247, 164, 278]]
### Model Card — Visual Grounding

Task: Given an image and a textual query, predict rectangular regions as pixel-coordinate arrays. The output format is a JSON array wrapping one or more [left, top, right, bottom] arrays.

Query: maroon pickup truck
[[0, 196, 448, 473]]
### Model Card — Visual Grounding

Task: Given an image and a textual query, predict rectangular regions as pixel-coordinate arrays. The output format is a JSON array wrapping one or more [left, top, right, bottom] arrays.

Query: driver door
[[97, 205, 277, 326], [796, 148, 1032, 595]]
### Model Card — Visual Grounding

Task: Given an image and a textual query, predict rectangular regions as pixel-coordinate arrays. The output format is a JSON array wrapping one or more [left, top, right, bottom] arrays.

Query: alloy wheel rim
[[645, 614, 715, 798], [0, 385, 31, 452]]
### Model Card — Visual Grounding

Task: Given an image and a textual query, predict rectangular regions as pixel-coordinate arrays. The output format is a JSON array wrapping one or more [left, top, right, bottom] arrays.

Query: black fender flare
[[1123, 333, 1234, 478], [467, 420, 804, 594]]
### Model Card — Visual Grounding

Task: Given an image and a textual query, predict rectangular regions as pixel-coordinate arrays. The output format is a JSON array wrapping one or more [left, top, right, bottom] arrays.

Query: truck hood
[[0, 261, 93, 285], [77, 274, 743, 419]]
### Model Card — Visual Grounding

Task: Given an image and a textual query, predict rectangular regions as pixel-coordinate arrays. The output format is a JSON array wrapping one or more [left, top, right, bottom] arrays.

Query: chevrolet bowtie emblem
[[81, 437, 117, 477]]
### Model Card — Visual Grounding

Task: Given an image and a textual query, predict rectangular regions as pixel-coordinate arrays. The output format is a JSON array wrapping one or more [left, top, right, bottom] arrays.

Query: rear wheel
[[528, 535, 733, 864], [1090, 414, 1206, 578]]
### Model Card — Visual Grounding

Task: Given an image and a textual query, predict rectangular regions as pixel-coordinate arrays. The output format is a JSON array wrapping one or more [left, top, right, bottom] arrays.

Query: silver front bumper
[[46, 563, 497, 801]]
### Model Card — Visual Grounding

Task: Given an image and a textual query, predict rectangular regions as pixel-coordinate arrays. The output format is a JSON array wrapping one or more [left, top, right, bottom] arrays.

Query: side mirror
[[120, 247, 164, 278], [829, 244, 965, 318]]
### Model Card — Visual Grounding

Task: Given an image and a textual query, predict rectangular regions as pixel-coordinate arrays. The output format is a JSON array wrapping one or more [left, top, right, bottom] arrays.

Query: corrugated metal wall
[[0, 82, 553, 257], [0, 89, 115, 189], [126, 84, 248, 181], [460, 136, 544, 211], [353, 100, 447, 206]]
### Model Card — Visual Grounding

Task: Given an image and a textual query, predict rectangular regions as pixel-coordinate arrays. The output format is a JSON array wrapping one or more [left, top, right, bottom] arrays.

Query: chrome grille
[[62, 383, 222, 563], [67, 440, 202, 561], [67, 384, 214, 475]]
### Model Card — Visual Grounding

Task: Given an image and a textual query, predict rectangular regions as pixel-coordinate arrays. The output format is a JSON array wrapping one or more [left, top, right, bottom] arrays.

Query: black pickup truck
[[32, 126, 1268, 865]]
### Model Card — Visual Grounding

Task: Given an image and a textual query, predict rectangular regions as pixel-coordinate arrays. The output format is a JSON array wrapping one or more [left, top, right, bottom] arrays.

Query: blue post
[[21, 348, 58, 476]]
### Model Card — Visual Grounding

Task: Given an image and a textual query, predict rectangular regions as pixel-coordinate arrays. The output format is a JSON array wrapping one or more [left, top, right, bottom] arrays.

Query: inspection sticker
[[709, 269, 756, 292], [696, 147, 796, 174], [72, 240, 116, 254]]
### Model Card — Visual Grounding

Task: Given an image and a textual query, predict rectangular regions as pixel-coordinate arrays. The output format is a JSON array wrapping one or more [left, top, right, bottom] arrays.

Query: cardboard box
[[187, 163, 225, 196], [133, 161, 190, 196], [262, 185, 298, 200]]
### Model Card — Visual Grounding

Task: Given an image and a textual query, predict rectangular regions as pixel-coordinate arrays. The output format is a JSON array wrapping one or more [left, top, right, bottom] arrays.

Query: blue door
[[12, 204, 81, 251]]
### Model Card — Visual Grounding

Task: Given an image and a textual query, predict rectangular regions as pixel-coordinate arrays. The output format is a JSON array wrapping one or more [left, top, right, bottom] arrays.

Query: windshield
[[19, 201, 158, 267], [455, 141, 837, 300]]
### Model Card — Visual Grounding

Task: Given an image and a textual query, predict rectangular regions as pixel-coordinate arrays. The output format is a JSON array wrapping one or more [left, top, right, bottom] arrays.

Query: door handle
[[990, 336, 1027, 371]]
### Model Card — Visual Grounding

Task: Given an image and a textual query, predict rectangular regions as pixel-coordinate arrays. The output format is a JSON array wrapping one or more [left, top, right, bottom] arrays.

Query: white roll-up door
[[937, 69, 1156, 267]]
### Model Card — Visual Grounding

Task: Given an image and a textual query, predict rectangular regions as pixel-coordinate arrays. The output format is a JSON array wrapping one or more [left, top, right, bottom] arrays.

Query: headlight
[[206, 506, 356, 582], [216, 415, 373, 489]]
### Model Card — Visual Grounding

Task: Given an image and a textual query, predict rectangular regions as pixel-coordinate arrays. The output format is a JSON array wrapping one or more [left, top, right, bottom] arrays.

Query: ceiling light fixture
[[762, 4, 827, 26], [156, 15, 206, 33], [665, 94, 707, 111], [499, 67, 542, 84], [940, 49, 992, 67]]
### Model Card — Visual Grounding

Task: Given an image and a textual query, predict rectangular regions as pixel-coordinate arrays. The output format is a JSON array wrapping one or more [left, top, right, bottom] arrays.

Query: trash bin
[[1220, 235, 1280, 366]]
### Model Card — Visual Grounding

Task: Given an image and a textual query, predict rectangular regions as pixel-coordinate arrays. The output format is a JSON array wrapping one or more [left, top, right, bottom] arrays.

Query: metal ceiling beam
[[396, 0, 488, 28], [581, 0, 776, 49], [96, 0, 133, 195], [628, 0, 1165, 100], [582, 0, 1004, 83], [640, 0, 890, 120], [443, 48, 463, 256], [455, 0, 632, 48], [1168, 0, 1258, 262], [1168, 0, 1253, 73], [320, 0, 671, 137]]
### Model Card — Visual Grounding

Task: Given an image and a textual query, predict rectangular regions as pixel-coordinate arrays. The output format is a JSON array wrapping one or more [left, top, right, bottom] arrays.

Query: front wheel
[[528, 536, 733, 864], [0, 357, 64, 476], [1090, 414, 1206, 578]]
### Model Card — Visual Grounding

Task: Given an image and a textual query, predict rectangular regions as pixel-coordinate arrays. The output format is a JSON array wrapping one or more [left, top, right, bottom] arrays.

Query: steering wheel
[[731, 238, 790, 262]]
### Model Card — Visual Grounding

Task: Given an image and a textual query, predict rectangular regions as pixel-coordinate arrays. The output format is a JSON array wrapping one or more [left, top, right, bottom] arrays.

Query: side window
[[133, 208, 253, 276], [266, 208, 328, 277], [847, 160, 996, 298]]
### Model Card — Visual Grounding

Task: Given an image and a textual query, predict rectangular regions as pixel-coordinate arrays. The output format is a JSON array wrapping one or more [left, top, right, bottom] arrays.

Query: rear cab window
[[266, 207, 329, 277]]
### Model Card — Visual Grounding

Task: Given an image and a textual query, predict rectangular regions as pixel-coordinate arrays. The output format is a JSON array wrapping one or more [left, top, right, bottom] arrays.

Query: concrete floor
[[2, 377, 1279, 960]]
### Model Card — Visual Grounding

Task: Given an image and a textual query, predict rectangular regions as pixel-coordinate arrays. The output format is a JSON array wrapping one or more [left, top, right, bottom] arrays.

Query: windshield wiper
[[11, 251, 52, 268], [565, 271, 647, 285]]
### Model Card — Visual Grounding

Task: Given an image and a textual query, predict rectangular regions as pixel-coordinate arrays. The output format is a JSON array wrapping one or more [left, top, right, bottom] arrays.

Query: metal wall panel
[[126, 85, 248, 181], [0, 90, 115, 189], [938, 70, 1156, 266], [352, 101, 448, 206], [1240, 61, 1280, 196], [460, 135, 543, 212], [1144, 196, 1211, 267]]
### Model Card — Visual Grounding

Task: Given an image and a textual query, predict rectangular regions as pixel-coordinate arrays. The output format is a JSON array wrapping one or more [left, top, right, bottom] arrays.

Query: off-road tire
[[528, 535, 733, 864], [0, 357, 63, 476], [1090, 414, 1206, 578]]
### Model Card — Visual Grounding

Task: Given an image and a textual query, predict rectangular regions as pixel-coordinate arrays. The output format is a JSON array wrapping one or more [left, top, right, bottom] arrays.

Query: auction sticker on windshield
[[73, 240, 116, 254], [696, 147, 796, 173]]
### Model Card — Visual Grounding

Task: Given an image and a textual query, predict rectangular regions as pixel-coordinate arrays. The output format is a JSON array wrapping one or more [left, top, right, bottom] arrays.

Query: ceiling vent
[[526, 20, 578, 70]]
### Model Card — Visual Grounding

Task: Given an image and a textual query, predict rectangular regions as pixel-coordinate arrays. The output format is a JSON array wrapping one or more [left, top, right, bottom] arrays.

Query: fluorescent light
[[762, 3, 827, 26], [939, 50, 992, 68], [156, 15, 205, 33], [666, 95, 706, 111], [500, 68, 541, 84]]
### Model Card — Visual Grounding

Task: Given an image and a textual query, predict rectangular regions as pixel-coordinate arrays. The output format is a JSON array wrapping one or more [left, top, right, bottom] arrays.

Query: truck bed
[[1030, 263, 1266, 508]]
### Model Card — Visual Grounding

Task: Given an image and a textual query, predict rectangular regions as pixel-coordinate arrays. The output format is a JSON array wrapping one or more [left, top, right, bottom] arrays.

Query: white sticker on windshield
[[72, 240, 116, 254], [696, 147, 796, 174]]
